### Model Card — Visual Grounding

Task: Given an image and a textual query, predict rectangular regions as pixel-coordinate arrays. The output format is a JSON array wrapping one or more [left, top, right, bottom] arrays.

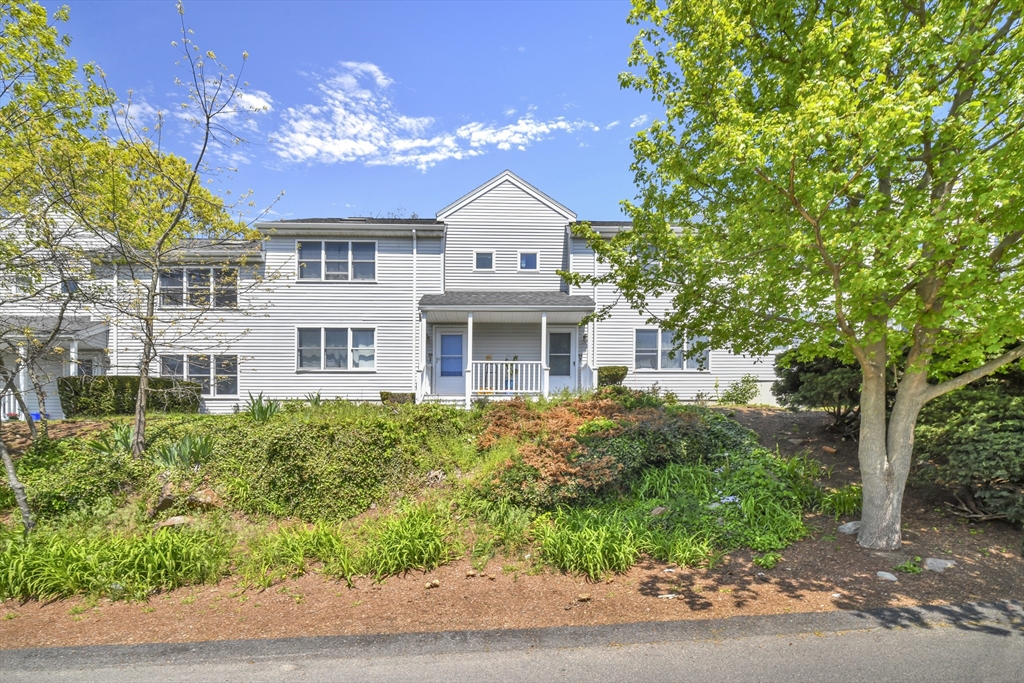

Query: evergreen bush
[[57, 376, 201, 417]]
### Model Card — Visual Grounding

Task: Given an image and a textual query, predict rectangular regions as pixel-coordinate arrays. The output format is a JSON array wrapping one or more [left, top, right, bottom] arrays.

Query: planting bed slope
[[0, 396, 1021, 649]]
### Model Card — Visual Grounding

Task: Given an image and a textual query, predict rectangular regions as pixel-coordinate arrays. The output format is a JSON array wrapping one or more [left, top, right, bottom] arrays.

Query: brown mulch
[[1, 420, 108, 454], [1, 408, 1021, 650]]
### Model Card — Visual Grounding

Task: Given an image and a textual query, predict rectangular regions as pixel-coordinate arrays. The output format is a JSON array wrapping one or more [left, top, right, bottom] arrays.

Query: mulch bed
[[0, 408, 1021, 650]]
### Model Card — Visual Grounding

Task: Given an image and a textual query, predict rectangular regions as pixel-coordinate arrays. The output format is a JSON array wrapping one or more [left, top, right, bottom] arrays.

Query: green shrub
[[212, 401, 471, 521], [0, 525, 231, 600], [5, 437, 149, 519], [718, 374, 760, 405], [58, 376, 201, 417], [597, 366, 628, 387], [238, 523, 357, 588], [360, 503, 459, 580], [380, 391, 415, 405], [916, 379, 1024, 526], [244, 392, 281, 423], [771, 350, 861, 428], [536, 507, 648, 580], [819, 483, 863, 520], [151, 434, 212, 470]]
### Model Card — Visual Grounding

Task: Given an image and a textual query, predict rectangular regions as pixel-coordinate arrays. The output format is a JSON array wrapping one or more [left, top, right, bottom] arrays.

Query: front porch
[[416, 290, 597, 407]]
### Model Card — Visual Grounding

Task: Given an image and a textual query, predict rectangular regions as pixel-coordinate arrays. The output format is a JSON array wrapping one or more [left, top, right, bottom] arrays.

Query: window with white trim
[[474, 251, 494, 271], [518, 251, 538, 271], [634, 329, 709, 371], [296, 327, 376, 370], [160, 353, 238, 395], [159, 267, 237, 308], [297, 241, 376, 281]]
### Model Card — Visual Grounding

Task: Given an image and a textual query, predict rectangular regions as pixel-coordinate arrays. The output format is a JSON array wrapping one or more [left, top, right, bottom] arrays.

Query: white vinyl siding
[[442, 179, 569, 291]]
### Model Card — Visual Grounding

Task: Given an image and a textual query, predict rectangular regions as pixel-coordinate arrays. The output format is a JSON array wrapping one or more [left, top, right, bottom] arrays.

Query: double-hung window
[[160, 353, 239, 396], [296, 327, 376, 370], [634, 329, 710, 371], [159, 267, 237, 308], [297, 241, 376, 281]]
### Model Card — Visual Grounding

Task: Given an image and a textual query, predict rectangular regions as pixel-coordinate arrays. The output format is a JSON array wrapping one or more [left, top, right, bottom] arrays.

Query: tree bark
[[0, 424, 35, 532], [131, 271, 158, 458]]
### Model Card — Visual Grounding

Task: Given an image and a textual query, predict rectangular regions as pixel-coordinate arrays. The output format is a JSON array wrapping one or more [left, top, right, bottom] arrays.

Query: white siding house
[[0, 170, 779, 418]]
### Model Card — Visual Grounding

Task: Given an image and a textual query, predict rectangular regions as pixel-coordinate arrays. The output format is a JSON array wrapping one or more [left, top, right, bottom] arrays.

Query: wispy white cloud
[[605, 120, 620, 129], [630, 114, 648, 128], [272, 63, 597, 171]]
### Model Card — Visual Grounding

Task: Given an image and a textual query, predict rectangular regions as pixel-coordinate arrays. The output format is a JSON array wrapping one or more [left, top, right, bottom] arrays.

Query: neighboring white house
[[1, 170, 778, 418]]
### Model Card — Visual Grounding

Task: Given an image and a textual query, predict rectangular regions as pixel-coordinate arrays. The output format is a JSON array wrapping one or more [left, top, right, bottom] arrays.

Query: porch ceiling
[[419, 290, 595, 325]]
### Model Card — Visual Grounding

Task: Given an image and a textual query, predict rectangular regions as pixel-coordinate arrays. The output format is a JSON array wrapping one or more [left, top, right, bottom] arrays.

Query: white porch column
[[69, 338, 80, 377], [541, 312, 549, 398], [465, 312, 474, 408], [17, 345, 28, 397], [419, 311, 428, 400]]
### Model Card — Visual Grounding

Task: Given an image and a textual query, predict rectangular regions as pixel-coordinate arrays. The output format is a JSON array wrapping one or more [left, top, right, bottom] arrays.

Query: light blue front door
[[436, 333, 465, 395]]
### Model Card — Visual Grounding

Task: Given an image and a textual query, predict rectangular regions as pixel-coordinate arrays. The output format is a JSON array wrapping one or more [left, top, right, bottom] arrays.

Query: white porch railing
[[471, 361, 544, 395], [1, 391, 18, 420]]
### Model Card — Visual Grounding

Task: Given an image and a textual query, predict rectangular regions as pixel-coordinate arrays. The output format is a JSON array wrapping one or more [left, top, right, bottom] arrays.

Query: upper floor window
[[474, 251, 494, 271], [297, 241, 376, 281], [296, 327, 376, 371], [160, 353, 238, 396], [635, 329, 710, 371], [159, 267, 237, 308], [519, 251, 538, 271]]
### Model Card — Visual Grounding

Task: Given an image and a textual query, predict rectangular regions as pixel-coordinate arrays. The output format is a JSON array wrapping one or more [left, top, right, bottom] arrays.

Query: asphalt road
[[3, 601, 1022, 682]]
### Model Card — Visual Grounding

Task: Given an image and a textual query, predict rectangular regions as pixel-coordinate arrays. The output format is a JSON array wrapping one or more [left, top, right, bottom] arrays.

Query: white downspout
[[541, 311, 549, 398], [412, 228, 417, 397], [465, 311, 473, 409]]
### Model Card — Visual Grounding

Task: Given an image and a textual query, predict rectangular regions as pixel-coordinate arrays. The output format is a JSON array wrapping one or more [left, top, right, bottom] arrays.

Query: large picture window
[[160, 353, 238, 396], [159, 268, 237, 308], [296, 327, 376, 371], [634, 329, 710, 371], [297, 241, 376, 281]]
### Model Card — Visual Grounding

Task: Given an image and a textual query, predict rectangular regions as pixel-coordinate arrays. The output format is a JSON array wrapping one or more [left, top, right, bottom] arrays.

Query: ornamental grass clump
[[359, 503, 459, 581], [0, 525, 231, 600], [238, 523, 357, 589]]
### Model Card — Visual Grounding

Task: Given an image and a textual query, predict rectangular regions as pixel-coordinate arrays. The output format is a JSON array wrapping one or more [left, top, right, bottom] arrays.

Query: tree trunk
[[857, 352, 928, 550], [131, 353, 150, 457], [13, 386, 36, 440], [132, 275, 158, 458], [0, 424, 35, 532]]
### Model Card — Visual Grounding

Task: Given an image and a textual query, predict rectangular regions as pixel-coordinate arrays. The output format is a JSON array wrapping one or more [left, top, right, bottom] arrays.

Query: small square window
[[519, 252, 538, 270], [475, 252, 494, 270]]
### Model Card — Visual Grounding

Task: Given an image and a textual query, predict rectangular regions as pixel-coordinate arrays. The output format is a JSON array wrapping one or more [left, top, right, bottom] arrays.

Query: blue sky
[[55, 0, 653, 222]]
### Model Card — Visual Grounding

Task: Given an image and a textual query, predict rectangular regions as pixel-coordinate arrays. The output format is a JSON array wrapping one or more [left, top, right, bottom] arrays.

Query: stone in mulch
[[876, 571, 898, 582], [155, 515, 194, 529], [650, 506, 668, 517], [838, 521, 862, 535], [924, 558, 957, 573]]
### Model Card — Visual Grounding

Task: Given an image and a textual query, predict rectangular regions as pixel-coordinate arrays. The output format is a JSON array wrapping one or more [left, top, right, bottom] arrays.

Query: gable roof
[[435, 170, 577, 221]]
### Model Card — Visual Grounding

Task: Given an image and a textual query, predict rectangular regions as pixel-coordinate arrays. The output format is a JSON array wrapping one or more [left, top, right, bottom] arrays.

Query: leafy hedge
[[597, 366, 628, 387], [207, 402, 471, 521], [58, 376, 201, 417], [917, 377, 1024, 526], [0, 436, 149, 519]]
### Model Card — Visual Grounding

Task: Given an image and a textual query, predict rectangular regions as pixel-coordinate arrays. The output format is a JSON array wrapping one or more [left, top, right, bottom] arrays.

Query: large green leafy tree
[[1, 1, 109, 531], [573, 0, 1024, 549]]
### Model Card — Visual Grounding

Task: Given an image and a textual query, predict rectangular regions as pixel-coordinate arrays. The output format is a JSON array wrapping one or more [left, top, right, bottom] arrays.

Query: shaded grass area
[[0, 390, 851, 600]]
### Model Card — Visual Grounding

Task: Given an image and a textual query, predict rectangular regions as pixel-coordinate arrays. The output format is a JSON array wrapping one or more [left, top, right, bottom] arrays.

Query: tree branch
[[922, 344, 1024, 402]]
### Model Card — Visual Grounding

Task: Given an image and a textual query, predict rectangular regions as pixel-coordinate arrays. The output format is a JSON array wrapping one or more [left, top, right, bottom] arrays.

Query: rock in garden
[[837, 521, 862, 535], [425, 469, 446, 486], [425, 580, 440, 589], [651, 506, 668, 517], [787, 438, 804, 445], [187, 488, 222, 510], [821, 446, 837, 454], [577, 594, 591, 602], [924, 558, 957, 573], [155, 515, 193, 529], [147, 483, 177, 518], [657, 594, 678, 599], [876, 571, 898, 582], [466, 570, 477, 578]]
